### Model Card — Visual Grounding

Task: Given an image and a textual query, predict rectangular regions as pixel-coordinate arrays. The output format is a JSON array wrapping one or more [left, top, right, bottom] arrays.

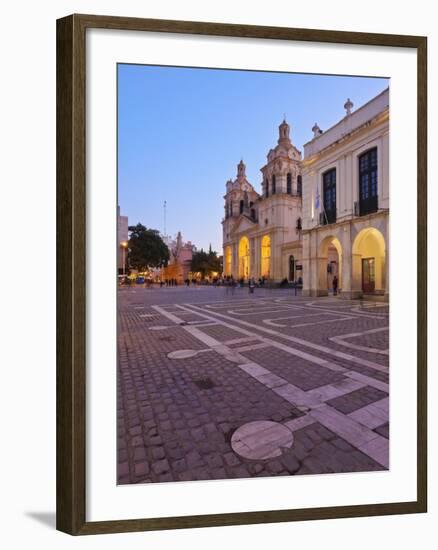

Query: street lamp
[[120, 241, 128, 276]]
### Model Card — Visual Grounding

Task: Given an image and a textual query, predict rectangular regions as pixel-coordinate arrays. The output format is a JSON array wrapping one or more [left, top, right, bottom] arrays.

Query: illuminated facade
[[222, 121, 303, 283], [301, 89, 389, 298], [221, 90, 389, 294]]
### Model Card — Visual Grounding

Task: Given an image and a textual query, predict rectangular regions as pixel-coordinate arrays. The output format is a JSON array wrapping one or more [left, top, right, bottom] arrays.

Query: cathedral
[[222, 120, 303, 283], [222, 88, 389, 298]]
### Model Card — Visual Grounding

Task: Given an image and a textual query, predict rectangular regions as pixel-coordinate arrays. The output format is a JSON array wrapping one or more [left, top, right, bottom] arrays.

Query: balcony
[[319, 209, 336, 225], [355, 197, 378, 217]]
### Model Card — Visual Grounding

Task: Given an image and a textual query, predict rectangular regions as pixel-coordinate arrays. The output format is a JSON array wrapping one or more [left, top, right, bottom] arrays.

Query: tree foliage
[[191, 247, 222, 279], [128, 223, 169, 271]]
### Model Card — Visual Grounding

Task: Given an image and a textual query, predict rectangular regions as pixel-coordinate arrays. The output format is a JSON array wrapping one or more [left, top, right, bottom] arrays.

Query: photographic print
[[117, 64, 390, 485]]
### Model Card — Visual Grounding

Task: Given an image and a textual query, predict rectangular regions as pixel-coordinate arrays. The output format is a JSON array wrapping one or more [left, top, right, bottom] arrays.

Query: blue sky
[[118, 65, 388, 252]]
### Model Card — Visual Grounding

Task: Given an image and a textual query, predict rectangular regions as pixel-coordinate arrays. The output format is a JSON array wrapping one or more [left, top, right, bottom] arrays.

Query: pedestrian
[[249, 277, 255, 294], [333, 275, 338, 296]]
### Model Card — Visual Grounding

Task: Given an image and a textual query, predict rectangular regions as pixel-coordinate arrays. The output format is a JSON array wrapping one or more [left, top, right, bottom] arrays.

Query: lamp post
[[120, 241, 128, 276]]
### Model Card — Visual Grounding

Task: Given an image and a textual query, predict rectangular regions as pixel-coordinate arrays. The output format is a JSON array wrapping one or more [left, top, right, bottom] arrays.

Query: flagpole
[[315, 183, 329, 225]]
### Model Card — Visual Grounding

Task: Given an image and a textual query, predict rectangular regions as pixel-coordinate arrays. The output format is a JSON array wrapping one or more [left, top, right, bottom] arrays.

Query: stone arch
[[261, 235, 271, 278], [318, 235, 343, 295], [238, 236, 250, 280], [352, 227, 386, 294]]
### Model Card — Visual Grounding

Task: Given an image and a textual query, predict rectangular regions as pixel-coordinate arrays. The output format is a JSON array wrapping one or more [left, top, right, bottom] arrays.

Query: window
[[272, 175, 276, 195], [359, 148, 378, 215], [239, 200, 244, 214], [265, 179, 269, 198], [297, 175, 302, 197], [286, 173, 292, 194], [322, 168, 336, 224]]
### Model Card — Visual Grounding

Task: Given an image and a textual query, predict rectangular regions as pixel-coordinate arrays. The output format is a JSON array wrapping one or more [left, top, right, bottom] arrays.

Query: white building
[[301, 89, 389, 298], [221, 89, 389, 296]]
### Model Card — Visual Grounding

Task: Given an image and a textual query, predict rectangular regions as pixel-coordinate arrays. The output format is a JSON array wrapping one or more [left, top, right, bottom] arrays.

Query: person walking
[[231, 276, 236, 296], [333, 275, 338, 296], [249, 277, 255, 294]]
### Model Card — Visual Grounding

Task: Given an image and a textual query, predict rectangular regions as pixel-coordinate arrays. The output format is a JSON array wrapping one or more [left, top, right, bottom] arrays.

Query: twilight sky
[[118, 64, 389, 253]]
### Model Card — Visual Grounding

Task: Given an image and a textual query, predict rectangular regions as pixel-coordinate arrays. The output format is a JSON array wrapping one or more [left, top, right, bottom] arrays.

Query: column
[[249, 237, 256, 279], [271, 232, 282, 282], [302, 232, 311, 296], [316, 253, 329, 297], [339, 225, 351, 298], [254, 236, 261, 279], [232, 242, 238, 279]]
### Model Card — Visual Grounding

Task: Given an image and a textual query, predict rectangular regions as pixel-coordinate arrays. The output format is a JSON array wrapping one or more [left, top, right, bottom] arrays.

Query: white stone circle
[[167, 349, 200, 359], [231, 420, 294, 460]]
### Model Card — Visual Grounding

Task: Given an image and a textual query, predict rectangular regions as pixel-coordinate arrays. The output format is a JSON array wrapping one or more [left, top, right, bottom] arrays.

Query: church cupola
[[278, 119, 291, 144], [222, 159, 260, 225], [237, 159, 246, 179]]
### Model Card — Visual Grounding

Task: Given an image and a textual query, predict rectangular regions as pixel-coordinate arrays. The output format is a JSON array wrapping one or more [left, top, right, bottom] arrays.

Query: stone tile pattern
[[374, 422, 390, 439], [197, 323, 247, 342], [117, 287, 389, 484], [326, 385, 388, 415], [118, 309, 304, 484], [243, 347, 346, 391]]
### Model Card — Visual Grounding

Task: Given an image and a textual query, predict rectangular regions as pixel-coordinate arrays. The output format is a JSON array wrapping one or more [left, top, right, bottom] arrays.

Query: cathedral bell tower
[[261, 118, 301, 197], [257, 118, 303, 281], [222, 160, 260, 279], [278, 119, 291, 145], [237, 159, 246, 179]]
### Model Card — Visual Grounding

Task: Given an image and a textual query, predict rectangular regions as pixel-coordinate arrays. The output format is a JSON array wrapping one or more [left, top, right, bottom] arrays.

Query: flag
[[315, 186, 320, 210]]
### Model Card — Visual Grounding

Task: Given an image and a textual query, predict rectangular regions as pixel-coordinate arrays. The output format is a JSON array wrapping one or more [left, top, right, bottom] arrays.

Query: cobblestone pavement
[[118, 286, 389, 484]]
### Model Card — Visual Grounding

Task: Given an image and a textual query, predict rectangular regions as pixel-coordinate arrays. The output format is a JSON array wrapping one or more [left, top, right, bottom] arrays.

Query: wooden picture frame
[[56, 13, 427, 535]]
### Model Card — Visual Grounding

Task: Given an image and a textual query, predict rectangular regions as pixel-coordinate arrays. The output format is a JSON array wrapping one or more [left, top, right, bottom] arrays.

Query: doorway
[[361, 258, 375, 293]]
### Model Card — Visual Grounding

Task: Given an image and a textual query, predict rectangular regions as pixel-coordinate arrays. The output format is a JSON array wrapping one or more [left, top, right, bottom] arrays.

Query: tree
[[191, 247, 221, 279], [207, 246, 222, 274], [191, 249, 209, 279], [128, 223, 169, 272]]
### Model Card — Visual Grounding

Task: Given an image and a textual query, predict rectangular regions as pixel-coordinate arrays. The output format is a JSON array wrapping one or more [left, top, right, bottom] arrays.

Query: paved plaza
[[117, 286, 389, 484]]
